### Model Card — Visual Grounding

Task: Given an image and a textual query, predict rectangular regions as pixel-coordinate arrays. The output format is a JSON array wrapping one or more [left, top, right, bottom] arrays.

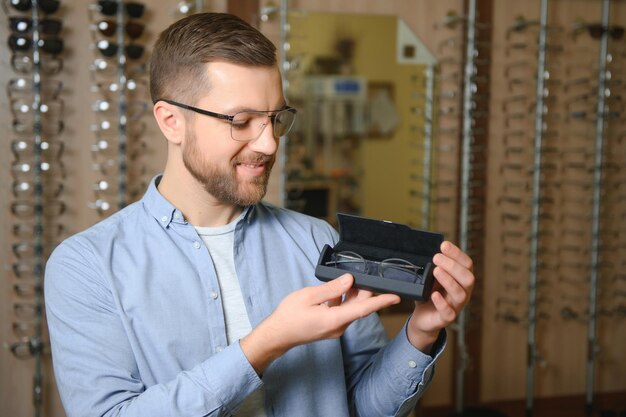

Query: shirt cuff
[[385, 321, 447, 387], [200, 340, 263, 413]]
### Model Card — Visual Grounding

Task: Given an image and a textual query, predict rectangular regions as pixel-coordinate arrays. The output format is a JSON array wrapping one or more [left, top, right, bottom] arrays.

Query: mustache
[[233, 153, 274, 165]]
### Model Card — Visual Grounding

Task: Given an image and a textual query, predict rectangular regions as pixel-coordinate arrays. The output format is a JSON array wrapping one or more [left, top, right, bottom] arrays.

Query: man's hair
[[150, 13, 277, 106]]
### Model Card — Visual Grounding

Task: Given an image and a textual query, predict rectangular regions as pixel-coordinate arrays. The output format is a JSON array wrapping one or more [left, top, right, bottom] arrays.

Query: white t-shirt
[[196, 219, 267, 417]]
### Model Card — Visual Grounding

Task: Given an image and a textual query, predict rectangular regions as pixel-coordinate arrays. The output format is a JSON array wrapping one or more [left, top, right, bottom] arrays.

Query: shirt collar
[[142, 174, 257, 228]]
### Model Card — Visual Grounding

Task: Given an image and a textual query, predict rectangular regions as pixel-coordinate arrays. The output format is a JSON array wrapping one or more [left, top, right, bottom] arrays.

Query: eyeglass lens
[[231, 108, 296, 142], [327, 251, 424, 284]]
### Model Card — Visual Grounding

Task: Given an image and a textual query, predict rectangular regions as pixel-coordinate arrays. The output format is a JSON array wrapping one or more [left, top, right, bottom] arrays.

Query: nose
[[247, 117, 278, 155]]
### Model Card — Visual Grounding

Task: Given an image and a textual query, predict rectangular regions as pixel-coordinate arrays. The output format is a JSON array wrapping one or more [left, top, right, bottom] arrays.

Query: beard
[[182, 128, 275, 206]]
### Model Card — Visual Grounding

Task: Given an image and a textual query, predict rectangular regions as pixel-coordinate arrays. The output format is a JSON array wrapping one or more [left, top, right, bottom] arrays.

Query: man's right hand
[[240, 274, 400, 375]]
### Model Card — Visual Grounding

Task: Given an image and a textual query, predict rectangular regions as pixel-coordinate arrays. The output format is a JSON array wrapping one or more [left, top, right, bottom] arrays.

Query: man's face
[[181, 62, 283, 206]]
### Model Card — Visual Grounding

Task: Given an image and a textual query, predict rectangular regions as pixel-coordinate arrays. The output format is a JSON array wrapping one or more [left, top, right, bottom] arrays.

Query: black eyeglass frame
[[155, 98, 297, 142]]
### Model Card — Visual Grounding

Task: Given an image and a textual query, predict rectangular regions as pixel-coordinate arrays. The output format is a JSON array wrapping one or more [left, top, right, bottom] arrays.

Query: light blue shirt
[[45, 175, 445, 417]]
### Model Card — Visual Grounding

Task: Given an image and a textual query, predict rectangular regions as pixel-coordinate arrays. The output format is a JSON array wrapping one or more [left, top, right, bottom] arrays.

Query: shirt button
[[210, 291, 219, 300], [408, 360, 417, 368], [160, 215, 168, 222], [174, 213, 180, 219], [216, 346, 224, 353], [193, 241, 201, 249]]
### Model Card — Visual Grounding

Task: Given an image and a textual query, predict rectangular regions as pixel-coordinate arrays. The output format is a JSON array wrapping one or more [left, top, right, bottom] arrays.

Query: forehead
[[201, 61, 284, 110]]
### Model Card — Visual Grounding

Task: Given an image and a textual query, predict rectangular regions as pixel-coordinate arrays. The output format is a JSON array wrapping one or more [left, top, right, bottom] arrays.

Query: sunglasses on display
[[8, 34, 64, 55], [93, 19, 144, 39], [583, 23, 625, 40], [3, 0, 60, 14], [90, 0, 144, 18], [95, 40, 144, 59], [92, 99, 148, 121], [9, 16, 62, 35]]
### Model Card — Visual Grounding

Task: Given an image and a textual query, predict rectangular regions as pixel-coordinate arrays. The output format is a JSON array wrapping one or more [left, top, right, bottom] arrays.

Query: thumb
[[309, 274, 354, 304]]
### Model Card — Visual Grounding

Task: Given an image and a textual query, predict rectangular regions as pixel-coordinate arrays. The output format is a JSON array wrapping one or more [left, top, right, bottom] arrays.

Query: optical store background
[[1, 0, 625, 416]]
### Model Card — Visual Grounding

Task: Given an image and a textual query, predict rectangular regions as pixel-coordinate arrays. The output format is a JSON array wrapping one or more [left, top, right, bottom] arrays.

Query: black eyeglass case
[[315, 213, 444, 301]]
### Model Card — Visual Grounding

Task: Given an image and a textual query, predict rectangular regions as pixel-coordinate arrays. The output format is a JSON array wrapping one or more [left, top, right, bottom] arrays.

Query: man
[[45, 13, 474, 417]]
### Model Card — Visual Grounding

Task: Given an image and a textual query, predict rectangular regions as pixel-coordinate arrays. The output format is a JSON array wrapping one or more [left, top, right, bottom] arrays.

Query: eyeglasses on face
[[4, 0, 60, 14], [155, 98, 298, 142], [325, 251, 424, 284]]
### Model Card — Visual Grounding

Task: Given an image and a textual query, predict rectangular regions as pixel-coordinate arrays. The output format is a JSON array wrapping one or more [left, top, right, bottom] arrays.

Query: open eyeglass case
[[315, 213, 444, 301]]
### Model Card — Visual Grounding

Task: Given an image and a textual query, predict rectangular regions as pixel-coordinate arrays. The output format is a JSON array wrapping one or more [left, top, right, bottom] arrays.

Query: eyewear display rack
[[5, 2, 60, 416], [278, 0, 290, 206], [525, 0, 550, 415], [415, 64, 436, 230], [449, 1, 491, 414], [585, 0, 611, 414], [114, 0, 128, 210], [88, 0, 149, 215]]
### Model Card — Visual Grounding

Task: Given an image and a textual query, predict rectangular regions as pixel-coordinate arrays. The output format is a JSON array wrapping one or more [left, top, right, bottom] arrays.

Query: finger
[[306, 274, 354, 305], [332, 293, 400, 324], [440, 241, 473, 271], [326, 295, 343, 308], [344, 287, 374, 304], [430, 291, 457, 323], [433, 252, 475, 291], [433, 265, 470, 308]]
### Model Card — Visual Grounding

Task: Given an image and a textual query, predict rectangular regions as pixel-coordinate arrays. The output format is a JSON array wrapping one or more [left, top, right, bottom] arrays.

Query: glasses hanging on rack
[[87, 0, 150, 217], [3, 1, 67, 415]]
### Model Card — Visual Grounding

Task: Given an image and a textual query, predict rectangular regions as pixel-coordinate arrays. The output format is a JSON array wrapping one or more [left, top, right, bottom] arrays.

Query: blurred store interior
[[0, 0, 625, 416]]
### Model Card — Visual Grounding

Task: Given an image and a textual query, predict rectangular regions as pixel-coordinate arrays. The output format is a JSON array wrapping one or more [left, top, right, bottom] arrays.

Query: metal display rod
[[586, 0, 610, 415], [526, 0, 549, 415], [116, 0, 128, 209], [455, 0, 477, 412], [30, 2, 45, 416], [421, 65, 435, 230], [278, 0, 289, 207]]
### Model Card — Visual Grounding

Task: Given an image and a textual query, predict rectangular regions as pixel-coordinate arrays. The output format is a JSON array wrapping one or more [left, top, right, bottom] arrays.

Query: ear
[[153, 100, 186, 145]]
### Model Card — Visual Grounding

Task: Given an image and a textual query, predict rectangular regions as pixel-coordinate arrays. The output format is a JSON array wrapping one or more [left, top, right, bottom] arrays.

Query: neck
[[158, 159, 243, 227]]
